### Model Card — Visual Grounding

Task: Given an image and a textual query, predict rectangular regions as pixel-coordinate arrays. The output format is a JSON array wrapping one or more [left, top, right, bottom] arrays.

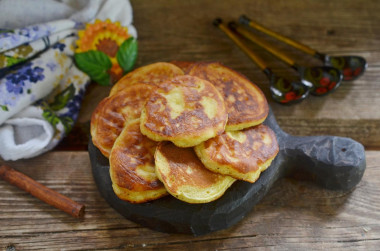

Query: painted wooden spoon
[[239, 15, 367, 81], [229, 21, 343, 96], [214, 18, 310, 104]]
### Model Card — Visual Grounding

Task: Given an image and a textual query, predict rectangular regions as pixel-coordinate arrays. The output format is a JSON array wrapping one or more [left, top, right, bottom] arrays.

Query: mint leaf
[[75, 51, 112, 86], [117, 37, 138, 73]]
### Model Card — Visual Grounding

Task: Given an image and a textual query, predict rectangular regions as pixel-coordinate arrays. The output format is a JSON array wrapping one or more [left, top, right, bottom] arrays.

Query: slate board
[[89, 108, 366, 236]]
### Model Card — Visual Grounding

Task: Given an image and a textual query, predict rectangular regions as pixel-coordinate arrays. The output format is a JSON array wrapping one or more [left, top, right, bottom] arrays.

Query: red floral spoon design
[[320, 55, 367, 81], [301, 65, 343, 96]]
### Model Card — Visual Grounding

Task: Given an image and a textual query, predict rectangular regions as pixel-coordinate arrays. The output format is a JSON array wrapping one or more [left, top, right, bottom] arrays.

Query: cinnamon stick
[[0, 165, 85, 218]]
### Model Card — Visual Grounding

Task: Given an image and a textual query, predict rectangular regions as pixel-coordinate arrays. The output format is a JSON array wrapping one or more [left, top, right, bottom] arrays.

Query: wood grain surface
[[1, 0, 380, 250], [75, 0, 380, 149], [1, 151, 379, 250]]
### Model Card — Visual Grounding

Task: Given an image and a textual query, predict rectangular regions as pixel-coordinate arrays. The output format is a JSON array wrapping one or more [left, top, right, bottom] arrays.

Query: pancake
[[194, 124, 279, 183], [188, 62, 269, 131], [140, 75, 228, 147], [155, 141, 236, 203], [109, 62, 184, 95], [109, 119, 168, 203], [90, 97, 109, 155], [91, 83, 156, 157], [170, 61, 195, 73]]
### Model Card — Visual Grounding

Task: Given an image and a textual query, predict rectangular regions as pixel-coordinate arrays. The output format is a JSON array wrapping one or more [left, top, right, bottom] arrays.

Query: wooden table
[[1, 0, 380, 250]]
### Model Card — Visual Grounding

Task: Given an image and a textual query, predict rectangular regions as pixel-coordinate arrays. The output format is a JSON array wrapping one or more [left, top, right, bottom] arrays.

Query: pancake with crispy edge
[[194, 124, 279, 183], [109, 119, 168, 203], [155, 141, 236, 203], [140, 75, 228, 147], [188, 62, 269, 131], [109, 62, 184, 95], [91, 83, 156, 158]]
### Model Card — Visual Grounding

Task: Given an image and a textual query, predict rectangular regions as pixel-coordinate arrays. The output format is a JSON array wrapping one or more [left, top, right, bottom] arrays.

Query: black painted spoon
[[239, 15, 367, 81], [229, 21, 343, 96], [213, 18, 309, 104]]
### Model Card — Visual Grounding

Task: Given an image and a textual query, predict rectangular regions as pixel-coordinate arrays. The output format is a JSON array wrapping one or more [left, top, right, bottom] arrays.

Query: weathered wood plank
[[75, 0, 380, 149], [2, 0, 380, 250], [0, 151, 379, 250]]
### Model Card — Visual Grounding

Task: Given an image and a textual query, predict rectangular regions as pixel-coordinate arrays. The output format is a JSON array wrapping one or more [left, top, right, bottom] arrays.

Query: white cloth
[[0, 0, 136, 161], [0, 107, 54, 160]]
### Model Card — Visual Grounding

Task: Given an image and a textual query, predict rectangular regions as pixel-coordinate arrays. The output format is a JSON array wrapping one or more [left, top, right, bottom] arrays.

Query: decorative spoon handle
[[213, 18, 268, 71], [239, 15, 318, 56], [229, 22, 297, 67]]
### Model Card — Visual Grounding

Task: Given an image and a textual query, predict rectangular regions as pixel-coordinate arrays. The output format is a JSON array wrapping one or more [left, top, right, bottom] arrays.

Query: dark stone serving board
[[89, 108, 366, 236]]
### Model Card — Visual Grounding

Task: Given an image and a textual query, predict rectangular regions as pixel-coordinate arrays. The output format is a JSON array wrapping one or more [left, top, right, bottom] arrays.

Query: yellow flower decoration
[[76, 19, 132, 83]]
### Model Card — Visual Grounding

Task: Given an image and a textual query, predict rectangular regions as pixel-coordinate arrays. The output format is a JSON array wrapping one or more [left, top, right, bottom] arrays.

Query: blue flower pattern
[[5, 62, 45, 94], [46, 62, 57, 71], [0, 24, 54, 52], [59, 88, 85, 121], [0, 39, 71, 111], [52, 42, 66, 52]]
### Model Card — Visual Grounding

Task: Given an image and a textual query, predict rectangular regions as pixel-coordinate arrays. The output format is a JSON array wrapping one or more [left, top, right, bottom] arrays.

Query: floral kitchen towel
[[0, 29, 76, 75], [0, 20, 76, 53], [0, 0, 136, 161], [0, 36, 77, 125], [0, 61, 89, 160]]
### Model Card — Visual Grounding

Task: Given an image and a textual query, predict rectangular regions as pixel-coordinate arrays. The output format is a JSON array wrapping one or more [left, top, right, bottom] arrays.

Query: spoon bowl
[[321, 55, 367, 81], [264, 68, 310, 104], [298, 65, 343, 96]]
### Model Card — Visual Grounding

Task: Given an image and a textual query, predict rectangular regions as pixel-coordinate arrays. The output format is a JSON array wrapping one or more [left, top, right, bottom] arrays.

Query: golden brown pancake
[[91, 83, 156, 157], [170, 61, 195, 73], [109, 62, 184, 95], [188, 62, 269, 131], [109, 119, 168, 203], [140, 75, 228, 147], [155, 142, 236, 203], [194, 124, 279, 183], [90, 97, 109, 155]]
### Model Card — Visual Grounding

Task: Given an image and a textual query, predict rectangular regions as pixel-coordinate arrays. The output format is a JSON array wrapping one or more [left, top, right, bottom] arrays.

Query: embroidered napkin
[[0, 0, 136, 160]]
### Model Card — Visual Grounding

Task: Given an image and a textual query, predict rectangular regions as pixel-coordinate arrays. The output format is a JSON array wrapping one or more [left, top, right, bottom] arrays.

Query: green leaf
[[60, 116, 74, 134], [74, 51, 112, 86], [330, 57, 345, 69], [276, 78, 291, 92], [304, 68, 322, 83], [329, 69, 338, 78], [42, 110, 60, 128], [0, 29, 14, 34], [6, 56, 25, 67], [50, 84, 75, 111], [1, 105, 9, 111], [116, 37, 138, 73]]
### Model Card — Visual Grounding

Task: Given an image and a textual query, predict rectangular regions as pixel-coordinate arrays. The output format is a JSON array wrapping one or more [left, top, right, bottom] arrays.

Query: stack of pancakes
[[91, 62, 279, 204]]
